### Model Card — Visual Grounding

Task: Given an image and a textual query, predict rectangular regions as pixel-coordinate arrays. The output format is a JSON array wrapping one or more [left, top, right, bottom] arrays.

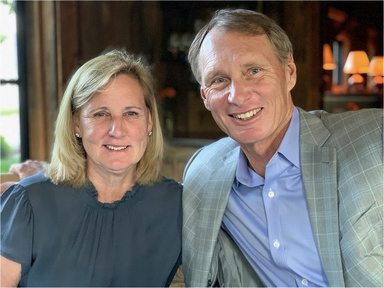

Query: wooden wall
[[23, 1, 382, 162], [56, 1, 323, 140]]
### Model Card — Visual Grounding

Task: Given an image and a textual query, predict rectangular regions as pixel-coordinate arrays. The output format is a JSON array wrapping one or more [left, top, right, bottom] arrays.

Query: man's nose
[[227, 79, 252, 105]]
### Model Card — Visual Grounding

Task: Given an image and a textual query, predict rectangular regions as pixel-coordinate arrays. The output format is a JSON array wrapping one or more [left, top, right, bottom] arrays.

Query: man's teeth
[[106, 145, 128, 151], [233, 108, 262, 120]]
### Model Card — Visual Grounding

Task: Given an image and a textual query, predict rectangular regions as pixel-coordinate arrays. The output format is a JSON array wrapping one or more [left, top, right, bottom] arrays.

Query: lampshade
[[343, 51, 370, 74], [368, 56, 384, 76], [323, 44, 336, 70]]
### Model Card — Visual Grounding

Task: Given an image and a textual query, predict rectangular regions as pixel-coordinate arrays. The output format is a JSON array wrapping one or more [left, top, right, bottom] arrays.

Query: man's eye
[[211, 77, 227, 86], [250, 68, 261, 74]]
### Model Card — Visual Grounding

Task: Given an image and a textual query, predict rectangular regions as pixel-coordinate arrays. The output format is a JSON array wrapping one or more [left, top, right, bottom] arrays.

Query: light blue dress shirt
[[223, 107, 329, 287]]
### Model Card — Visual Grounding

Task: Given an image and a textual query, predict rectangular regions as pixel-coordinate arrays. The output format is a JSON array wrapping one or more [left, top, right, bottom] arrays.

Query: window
[[332, 40, 343, 86], [0, 0, 27, 172]]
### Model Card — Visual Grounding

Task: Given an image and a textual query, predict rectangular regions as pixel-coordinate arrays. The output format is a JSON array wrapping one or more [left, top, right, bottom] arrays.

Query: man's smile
[[230, 107, 263, 120]]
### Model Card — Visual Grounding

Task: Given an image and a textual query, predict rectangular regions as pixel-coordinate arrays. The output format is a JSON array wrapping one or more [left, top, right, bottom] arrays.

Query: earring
[[75, 133, 81, 138], [148, 131, 153, 136]]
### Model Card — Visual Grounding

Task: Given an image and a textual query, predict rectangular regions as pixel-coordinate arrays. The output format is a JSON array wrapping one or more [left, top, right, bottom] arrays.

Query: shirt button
[[273, 240, 280, 248], [268, 189, 275, 198], [302, 279, 308, 286]]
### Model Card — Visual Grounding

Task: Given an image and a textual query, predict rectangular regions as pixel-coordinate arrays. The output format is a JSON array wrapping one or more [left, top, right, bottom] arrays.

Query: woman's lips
[[104, 145, 129, 151]]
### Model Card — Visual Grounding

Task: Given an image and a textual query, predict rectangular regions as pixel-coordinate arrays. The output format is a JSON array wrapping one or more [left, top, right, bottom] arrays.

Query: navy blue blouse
[[1, 170, 182, 287]]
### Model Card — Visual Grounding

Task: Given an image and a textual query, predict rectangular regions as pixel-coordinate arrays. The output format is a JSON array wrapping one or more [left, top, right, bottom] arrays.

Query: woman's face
[[74, 74, 152, 178]]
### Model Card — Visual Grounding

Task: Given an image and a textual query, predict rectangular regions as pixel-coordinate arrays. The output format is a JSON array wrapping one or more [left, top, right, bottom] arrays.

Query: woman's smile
[[104, 144, 129, 151]]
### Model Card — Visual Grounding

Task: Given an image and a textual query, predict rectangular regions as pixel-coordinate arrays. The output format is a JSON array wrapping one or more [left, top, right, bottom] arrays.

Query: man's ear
[[200, 86, 211, 111], [286, 53, 297, 92]]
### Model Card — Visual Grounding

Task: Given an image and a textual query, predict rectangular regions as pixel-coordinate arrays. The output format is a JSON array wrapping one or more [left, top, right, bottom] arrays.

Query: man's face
[[199, 28, 297, 150]]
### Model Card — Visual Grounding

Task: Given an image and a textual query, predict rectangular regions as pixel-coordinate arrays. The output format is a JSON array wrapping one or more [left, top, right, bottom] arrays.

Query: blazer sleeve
[[325, 109, 383, 287]]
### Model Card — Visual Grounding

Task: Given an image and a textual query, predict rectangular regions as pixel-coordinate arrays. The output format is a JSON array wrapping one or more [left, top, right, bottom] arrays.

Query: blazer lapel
[[299, 109, 344, 287], [183, 144, 239, 287]]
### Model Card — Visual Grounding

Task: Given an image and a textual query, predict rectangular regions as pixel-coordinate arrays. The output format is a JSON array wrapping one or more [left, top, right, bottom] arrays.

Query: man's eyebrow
[[203, 68, 224, 84], [240, 61, 262, 69]]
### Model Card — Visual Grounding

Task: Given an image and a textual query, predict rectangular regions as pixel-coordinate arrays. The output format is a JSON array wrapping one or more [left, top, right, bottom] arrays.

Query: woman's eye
[[93, 112, 108, 118], [125, 111, 139, 117]]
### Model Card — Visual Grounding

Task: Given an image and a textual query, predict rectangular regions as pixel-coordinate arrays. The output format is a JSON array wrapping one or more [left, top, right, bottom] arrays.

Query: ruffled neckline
[[80, 181, 140, 209]]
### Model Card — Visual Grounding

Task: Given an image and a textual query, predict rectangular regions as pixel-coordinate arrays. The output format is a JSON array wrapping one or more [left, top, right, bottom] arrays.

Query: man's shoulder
[[204, 137, 239, 151], [298, 108, 383, 154], [300, 108, 383, 134], [193, 137, 239, 161], [183, 137, 239, 178], [306, 108, 383, 125]]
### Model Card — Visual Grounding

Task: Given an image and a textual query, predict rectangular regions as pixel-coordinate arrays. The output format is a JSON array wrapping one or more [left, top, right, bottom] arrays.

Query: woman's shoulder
[[1, 170, 72, 207], [17, 169, 50, 187], [1, 170, 47, 199], [138, 177, 182, 197], [157, 177, 182, 192]]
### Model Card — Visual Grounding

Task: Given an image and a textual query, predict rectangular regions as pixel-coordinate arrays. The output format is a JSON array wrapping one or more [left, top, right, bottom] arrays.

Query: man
[[182, 8, 383, 287]]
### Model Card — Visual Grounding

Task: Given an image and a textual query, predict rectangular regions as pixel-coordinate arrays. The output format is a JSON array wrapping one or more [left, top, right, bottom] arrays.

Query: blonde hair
[[46, 49, 163, 187], [188, 9, 293, 85]]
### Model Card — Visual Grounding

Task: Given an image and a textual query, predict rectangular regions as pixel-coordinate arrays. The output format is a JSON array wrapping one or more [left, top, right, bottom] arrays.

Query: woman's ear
[[74, 126, 81, 137], [147, 111, 153, 134], [73, 114, 81, 136]]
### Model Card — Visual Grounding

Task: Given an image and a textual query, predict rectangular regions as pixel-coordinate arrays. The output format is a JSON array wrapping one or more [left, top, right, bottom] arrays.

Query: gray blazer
[[182, 108, 383, 287]]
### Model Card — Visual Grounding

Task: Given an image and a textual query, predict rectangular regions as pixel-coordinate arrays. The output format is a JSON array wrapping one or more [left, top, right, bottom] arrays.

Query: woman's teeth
[[105, 145, 128, 151], [232, 108, 263, 120]]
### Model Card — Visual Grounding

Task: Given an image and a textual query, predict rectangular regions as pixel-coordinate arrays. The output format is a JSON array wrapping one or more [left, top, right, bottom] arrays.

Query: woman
[[1, 49, 182, 287]]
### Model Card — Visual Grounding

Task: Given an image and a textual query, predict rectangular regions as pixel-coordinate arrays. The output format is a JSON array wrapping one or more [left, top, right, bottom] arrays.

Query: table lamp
[[343, 51, 370, 93], [368, 56, 383, 94], [323, 44, 336, 70]]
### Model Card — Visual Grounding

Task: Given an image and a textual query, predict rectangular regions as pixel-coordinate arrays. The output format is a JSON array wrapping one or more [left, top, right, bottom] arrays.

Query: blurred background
[[0, 1, 383, 181]]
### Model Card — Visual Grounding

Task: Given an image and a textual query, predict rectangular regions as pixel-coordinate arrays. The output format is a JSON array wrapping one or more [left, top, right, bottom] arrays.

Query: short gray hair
[[188, 9, 293, 85]]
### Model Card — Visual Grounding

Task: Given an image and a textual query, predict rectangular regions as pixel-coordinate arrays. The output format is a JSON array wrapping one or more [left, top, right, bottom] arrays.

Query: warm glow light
[[373, 76, 384, 85], [323, 44, 336, 70], [369, 57, 384, 92], [368, 56, 384, 76], [348, 74, 364, 85], [343, 51, 370, 74]]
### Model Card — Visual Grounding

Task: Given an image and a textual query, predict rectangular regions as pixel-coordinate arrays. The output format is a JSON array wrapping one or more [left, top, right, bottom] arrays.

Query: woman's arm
[[0, 256, 21, 287]]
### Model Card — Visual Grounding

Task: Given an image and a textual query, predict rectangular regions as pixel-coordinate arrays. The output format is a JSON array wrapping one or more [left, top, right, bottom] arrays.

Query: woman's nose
[[109, 117, 125, 137]]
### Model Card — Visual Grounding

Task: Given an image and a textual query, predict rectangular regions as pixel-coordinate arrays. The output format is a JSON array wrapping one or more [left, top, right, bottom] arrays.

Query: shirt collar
[[277, 106, 300, 168], [236, 107, 300, 186]]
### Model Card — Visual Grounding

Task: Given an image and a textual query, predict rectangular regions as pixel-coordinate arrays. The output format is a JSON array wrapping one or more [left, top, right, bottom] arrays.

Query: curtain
[[24, 0, 59, 161]]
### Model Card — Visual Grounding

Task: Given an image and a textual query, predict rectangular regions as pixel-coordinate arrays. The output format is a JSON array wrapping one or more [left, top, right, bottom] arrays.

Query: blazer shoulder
[[183, 137, 239, 180], [299, 108, 383, 145], [189, 137, 238, 164], [202, 137, 238, 155], [309, 108, 383, 131]]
